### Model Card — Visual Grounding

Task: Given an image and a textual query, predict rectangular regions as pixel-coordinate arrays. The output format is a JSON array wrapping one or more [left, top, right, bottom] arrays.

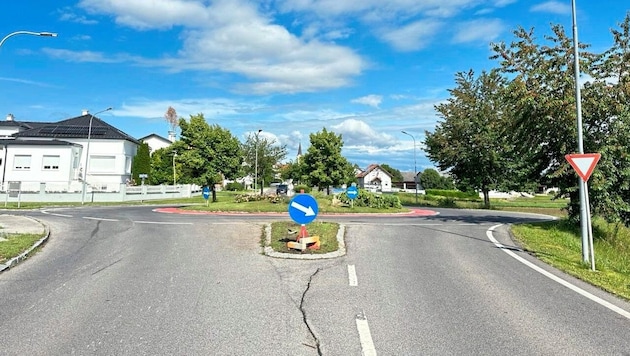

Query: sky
[[0, 1, 627, 173]]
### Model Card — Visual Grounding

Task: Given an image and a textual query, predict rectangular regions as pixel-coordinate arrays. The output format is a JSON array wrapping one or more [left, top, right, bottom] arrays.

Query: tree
[[380, 163, 404, 182], [302, 128, 355, 194], [425, 69, 519, 207], [419, 168, 454, 190], [491, 24, 596, 219], [241, 133, 288, 194], [172, 113, 242, 186], [148, 147, 176, 185], [164, 106, 179, 133], [131, 142, 151, 184]]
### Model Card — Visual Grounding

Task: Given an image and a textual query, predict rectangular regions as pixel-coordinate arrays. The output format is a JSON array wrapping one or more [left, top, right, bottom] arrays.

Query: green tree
[[302, 128, 355, 194], [419, 168, 454, 190], [242, 133, 287, 194], [380, 163, 404, 182], [172, 113, 242, 186], [491, 24, 596, 219], [131, 142, 151, 184], [148, 147, 176, 185], [425, 70, 519, 207]]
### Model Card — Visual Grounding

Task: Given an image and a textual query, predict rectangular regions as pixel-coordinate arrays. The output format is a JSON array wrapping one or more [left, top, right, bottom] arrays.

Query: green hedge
[[225, 182, 244, 191], [425, 189, 480, 200], [338, 189, 401, 209]]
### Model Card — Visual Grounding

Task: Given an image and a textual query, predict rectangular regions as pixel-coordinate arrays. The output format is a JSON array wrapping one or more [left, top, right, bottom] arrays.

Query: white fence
[[1, 181, 202, 203]]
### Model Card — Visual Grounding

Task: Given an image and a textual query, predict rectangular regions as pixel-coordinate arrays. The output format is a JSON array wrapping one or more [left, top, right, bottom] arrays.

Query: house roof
[[401, 171, 419, 182], [12, 114, 140, 144], [356, 164, 393, 178], [139, 133, 172, 144], [0, 139, 80, 147]]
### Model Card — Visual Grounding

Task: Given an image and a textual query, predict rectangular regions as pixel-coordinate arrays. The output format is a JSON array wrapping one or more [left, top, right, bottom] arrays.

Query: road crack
[[300, 267, 323, 356]]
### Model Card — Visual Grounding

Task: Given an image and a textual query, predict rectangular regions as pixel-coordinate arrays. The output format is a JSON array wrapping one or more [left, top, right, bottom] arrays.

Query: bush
[[225, 182, 244, 191], [293, 185, 312, 193], [425, 189, 479, 200], [338, 189, 401, 209]]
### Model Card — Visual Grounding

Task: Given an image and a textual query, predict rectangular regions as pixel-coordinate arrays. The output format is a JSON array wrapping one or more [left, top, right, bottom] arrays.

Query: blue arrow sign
[[288, 194, 318, 224], [346, 186, 358, 200], [202, 186, 211, 200]]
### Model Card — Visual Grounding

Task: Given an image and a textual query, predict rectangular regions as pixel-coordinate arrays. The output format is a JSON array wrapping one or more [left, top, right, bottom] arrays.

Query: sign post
[[565, 153, 601, 271], [287, 194, 319, 250], [202, 186, 211, 206], [346, 185, 358, 208]]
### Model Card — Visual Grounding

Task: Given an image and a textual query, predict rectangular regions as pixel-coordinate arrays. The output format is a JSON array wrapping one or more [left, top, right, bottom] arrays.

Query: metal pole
[[571, 0, 590, 263], [402, 131, 418, 204], [173, 152, 177, 186], [81, 107, 112, 205], [254, 129, 262, 194], [0, 31, 57, 49]]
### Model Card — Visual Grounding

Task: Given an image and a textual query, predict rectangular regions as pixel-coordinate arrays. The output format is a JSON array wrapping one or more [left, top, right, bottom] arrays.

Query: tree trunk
[[482, 189, 490, 208]]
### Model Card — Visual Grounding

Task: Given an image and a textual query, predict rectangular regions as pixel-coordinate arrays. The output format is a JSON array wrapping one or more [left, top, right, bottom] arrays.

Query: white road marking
[[132, 220, 193, 225], [82, 216, 119, 222], [356, 312, 377, 356], [348, 264, 358, 286], [40, 210, 72, 218], [487, 224, 630, 320]]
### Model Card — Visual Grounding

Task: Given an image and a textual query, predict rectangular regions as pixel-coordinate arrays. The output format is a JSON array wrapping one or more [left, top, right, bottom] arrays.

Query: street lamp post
[[254, 129, 262, 194], [0, 31, 57, 49], [81, 107, 112, 205], [401, 131, 418, 204], [173, 151, 177, 186]]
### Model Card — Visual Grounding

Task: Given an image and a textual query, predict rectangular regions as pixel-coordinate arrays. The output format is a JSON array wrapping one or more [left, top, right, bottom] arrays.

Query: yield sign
[[565, 153, 601, 182]]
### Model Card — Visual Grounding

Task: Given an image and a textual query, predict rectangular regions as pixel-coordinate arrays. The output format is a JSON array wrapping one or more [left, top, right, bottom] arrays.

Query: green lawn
[[266, 221, 339, 254]]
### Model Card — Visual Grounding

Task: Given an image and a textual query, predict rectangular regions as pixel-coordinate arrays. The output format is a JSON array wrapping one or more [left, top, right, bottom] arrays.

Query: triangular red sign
[[565, 153, 601, 182]]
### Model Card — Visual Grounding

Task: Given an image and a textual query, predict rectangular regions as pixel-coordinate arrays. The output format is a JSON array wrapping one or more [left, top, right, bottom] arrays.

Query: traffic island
[[262, 221, 346, 259]]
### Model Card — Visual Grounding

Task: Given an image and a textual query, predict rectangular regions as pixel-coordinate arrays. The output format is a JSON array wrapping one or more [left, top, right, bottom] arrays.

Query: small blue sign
[[202, 186, 211, 200], [288, 194, 319, 225], [346, 186, 358, 200]]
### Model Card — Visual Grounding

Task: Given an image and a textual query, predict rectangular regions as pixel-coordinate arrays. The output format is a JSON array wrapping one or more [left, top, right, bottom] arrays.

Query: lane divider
[[348, 264, 358, 286], [356, 311, 377, 356], [487, 224, 630, 320]]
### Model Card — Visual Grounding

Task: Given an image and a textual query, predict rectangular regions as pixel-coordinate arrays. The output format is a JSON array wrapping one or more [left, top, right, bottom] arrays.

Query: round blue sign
[[346, 186, 358, 200], [288, 194, 319, 224], [202, 186, 211, 200]]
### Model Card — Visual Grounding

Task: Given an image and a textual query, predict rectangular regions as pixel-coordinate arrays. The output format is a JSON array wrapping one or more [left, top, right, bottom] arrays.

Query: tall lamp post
[[401, 131, 418, 204], [0, 31, 57, 49], [173, 151, 177, 186], [81, 107, 113, 205], [254, 129, 262, 194]]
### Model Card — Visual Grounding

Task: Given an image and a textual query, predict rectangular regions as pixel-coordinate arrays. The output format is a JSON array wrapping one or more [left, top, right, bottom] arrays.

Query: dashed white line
[[82, 216, 119, 222], [487, 224, 630, 320], [132, 220, 193, 225], [348, 264, 358, 286], [40, 210, 72, 218], [356, 311, 377, 356]]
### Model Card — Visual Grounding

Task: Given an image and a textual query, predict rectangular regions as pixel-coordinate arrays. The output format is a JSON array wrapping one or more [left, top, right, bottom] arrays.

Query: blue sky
[[0, 1, 627, 173]]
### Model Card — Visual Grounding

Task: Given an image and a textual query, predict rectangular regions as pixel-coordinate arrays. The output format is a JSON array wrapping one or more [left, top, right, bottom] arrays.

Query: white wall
[[143, 136, 171, 154], [3, 145, 77, 184]]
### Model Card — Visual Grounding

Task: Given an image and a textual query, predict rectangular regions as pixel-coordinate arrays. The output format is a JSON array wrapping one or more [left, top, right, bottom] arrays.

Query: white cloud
[[380, 19, 443, 51], [76, 0, 365, 95], [530, 1, 571, 15], [58, 7, 99, 25], [452, 18, 505, 44], [331, 118, 396, 147], [41, 48, 133, 63], [352, 95, 382, 108]]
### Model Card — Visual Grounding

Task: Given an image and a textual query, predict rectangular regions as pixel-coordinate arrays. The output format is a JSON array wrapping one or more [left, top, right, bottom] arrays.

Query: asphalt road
[[0, 206, 629, 355]]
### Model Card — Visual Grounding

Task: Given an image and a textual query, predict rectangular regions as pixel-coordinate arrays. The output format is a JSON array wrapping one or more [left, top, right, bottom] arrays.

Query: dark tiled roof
[[0, 139, 80, 147], [13, 115, 139, 144]]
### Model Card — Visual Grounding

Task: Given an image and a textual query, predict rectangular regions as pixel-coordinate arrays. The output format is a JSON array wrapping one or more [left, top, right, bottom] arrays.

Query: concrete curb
[[0, 217, 50, 273], [262, 223, 346, 259]]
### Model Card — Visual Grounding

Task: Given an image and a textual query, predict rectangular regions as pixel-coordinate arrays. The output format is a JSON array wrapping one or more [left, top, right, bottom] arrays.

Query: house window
[[89, 155, 116, 172], [13, 155, 31, 170], [125, 156, 132, 173], [42, 155, 60, 170]]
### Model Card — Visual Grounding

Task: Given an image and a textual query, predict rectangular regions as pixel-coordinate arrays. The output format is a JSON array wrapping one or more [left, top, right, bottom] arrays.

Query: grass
[[0, 232, 45, 264], [511, 218, 630, 301], [267, 221, 339, 254]]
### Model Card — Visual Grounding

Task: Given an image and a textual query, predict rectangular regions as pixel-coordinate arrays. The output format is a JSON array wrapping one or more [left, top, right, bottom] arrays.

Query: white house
[[0, 111, 139, 192], [356, 164, 393, 192], [139, 133, 173, 154]]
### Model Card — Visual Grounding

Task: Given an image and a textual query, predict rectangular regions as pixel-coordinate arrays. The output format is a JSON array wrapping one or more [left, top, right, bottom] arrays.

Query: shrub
[[338, 189, 401, 209], [425, 189, 479, 200], [225, 182, 244, 191], [293, 185, 312, 193]]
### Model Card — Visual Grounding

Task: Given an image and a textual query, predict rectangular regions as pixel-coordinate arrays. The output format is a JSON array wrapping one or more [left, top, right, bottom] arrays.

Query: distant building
[[356, 164, 392, 192], [138, 133, 172, 155]]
